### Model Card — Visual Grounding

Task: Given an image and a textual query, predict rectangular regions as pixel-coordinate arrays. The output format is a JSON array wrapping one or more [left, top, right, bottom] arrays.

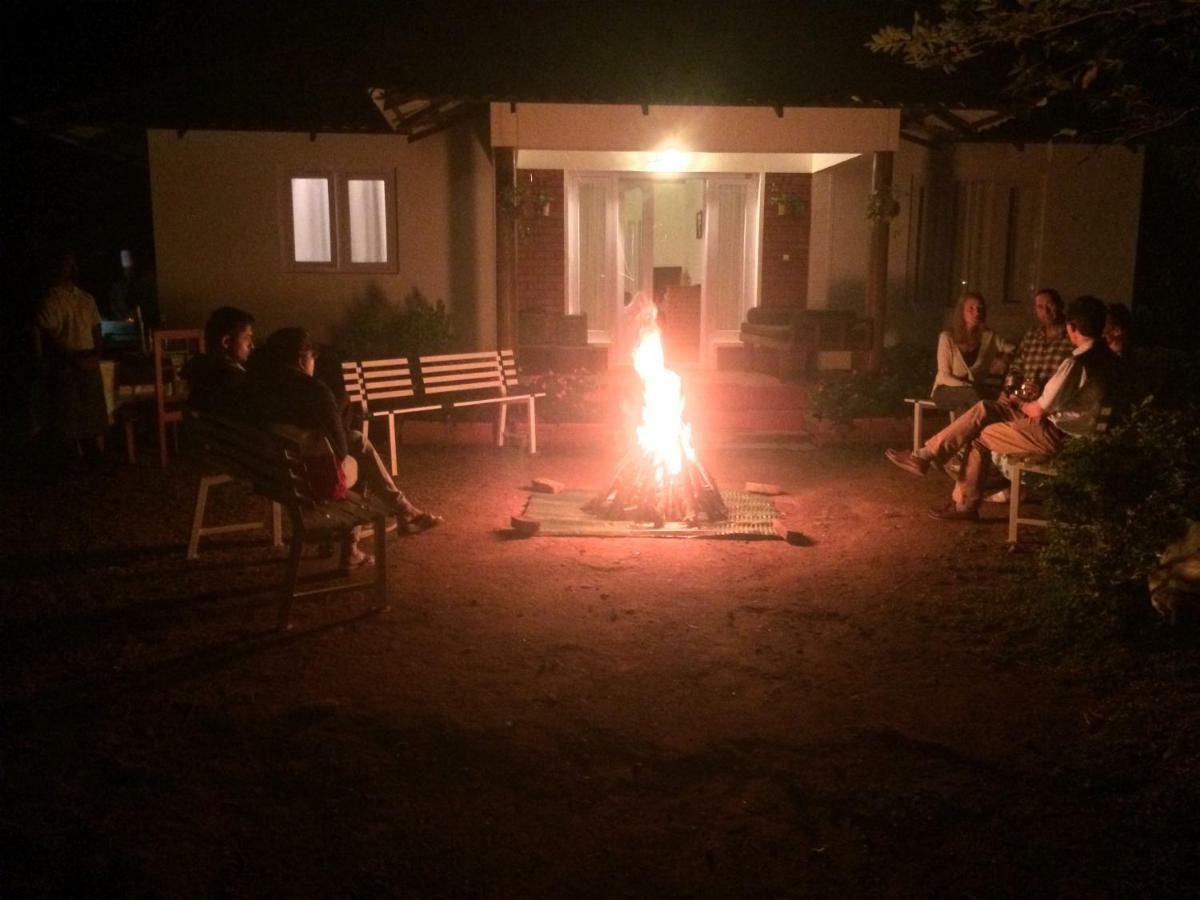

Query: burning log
[[587, 448, 728, 527]]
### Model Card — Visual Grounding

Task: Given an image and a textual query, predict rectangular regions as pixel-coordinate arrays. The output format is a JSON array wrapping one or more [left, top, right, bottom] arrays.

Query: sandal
[[398, 511, 444, 535]]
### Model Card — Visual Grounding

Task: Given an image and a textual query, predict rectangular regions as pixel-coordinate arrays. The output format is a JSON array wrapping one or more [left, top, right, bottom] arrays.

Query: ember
[[587, 298, 728, 527]]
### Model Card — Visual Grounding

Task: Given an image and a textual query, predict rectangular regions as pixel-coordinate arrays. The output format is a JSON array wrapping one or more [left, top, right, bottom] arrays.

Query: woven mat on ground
[[522, 489, 780, 539]]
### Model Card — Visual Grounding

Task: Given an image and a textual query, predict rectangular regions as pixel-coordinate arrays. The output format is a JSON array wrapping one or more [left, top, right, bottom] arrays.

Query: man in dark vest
[[886, 295, 1118, 520]]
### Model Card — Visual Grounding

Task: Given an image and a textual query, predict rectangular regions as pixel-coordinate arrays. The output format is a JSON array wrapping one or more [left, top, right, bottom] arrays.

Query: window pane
[[348, 178, 388, 263], [291, 178, 332, 263]]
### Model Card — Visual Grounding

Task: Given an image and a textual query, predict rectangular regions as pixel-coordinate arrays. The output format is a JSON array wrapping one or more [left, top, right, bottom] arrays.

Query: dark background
[[3, 0, 1197, 431]]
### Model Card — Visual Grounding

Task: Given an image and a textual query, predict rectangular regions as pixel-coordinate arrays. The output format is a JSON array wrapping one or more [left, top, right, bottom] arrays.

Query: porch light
[[646, 148, 691, 173]]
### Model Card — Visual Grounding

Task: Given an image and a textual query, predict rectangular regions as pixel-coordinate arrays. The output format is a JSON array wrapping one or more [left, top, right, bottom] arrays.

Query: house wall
[[806, 154, 873, 313], [147, 123, 497, 347], [950, 143, 1143, 342], [760, 173, 812, 307], [807, 141, 1144, 350]]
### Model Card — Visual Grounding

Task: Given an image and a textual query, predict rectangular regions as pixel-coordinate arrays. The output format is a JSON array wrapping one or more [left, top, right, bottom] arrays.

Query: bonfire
[[587, 298, 728, 527]]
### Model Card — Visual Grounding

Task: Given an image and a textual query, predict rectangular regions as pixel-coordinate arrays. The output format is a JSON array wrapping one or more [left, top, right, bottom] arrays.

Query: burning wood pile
[[587, 298, 728, 528]]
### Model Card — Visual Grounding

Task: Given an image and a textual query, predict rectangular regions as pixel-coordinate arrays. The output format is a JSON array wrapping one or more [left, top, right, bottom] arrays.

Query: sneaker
[[983, 489, 1010, 504], [337, 546, 375, 574], [927, 501, 980, 522], [885, 448, 930, 476]]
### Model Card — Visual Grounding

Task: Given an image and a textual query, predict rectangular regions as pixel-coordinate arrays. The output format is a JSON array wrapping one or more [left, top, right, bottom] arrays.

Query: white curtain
[[291, 178, 331, 263], [619, 182, 645, 305], [348, 179, 388, 263], [711, 183, 746, 331], [577, 182, 609, 333]]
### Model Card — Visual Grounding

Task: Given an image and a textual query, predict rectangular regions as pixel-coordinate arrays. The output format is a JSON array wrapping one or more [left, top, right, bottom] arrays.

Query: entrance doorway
[[567, 173, 760, 367]]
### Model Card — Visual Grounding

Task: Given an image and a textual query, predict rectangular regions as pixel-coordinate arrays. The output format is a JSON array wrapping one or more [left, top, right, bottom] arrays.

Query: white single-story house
[[147, 98, 1143, 371]]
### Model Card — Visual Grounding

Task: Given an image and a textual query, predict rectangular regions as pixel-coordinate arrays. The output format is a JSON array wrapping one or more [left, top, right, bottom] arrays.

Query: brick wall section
[[515, 169, 565, 314], [760, 173, 812, 308]]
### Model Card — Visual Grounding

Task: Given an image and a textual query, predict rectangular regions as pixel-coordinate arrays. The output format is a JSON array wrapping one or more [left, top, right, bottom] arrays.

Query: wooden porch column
[[865, 150, 893, 373], [495, 146, 518, 349]]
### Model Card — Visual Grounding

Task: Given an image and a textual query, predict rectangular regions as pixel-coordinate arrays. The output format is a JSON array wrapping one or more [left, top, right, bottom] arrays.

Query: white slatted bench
[[1006, 457, 1059, 544], [1005, 405, 1112, 545], [341, 357, 442, 475], [418, 350, 544, 454], [188, 411, 392, 630], [343, 350, 545, 474], [904, 398, 958, 452]]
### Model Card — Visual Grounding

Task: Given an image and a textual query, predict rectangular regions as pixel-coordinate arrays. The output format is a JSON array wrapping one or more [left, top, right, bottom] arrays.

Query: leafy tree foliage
[[870, 1, 1200, 142]]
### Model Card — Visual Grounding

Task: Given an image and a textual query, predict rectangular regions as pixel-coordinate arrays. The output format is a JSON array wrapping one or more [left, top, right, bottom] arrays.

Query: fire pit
[[518, 297, 788, 541], [587, 298, 727, 528]]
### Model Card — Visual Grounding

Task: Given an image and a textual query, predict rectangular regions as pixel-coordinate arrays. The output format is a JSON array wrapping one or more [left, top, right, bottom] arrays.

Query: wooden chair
[[120, 328, 204, 467]]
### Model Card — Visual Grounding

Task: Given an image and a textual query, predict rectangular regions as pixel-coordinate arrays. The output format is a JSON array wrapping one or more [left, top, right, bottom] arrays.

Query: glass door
[[567, 172, 760, 367], [701, 175, 761, 365]]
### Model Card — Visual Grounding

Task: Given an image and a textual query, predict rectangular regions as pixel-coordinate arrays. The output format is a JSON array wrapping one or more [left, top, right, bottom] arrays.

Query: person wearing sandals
[[247, 328, 443, 569], [931, 292, 1013, 413]]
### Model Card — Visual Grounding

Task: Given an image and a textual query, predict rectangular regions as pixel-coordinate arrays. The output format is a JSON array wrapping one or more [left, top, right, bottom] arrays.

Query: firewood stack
[[586, 448, 729, 527]]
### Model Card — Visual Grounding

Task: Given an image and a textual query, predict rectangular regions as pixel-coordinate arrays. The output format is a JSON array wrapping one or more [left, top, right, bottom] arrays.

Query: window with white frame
[[283, 170, 397, 272]]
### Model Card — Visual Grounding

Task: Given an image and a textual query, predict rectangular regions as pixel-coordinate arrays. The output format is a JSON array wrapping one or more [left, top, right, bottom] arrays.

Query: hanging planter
[[497, 183, 527, 216], [867, 188, 901, 223]]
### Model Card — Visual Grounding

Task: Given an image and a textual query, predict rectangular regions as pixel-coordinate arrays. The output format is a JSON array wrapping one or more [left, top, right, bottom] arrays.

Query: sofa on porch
[[737, 307, 871, 379]]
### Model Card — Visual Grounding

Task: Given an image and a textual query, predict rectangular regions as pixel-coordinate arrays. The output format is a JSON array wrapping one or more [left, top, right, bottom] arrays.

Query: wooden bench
[[343, 349, 545, 473], [187, 411, 393, 630]]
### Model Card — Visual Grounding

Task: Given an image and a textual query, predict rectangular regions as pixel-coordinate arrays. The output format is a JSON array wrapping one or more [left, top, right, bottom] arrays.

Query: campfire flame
[[587, 295, 727, 526], [632, 305, 697, 484]]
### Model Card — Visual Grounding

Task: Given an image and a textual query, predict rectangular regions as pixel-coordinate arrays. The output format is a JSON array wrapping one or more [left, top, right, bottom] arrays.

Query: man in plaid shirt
[[1002, 288, 1075, 398]]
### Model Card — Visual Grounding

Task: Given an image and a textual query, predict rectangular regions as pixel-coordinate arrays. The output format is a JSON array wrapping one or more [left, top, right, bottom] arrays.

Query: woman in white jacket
[[931, 292, 1013, 411]]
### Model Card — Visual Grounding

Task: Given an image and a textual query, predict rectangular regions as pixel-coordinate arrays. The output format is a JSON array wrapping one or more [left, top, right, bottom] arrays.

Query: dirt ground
[[3, 439, 1198, 897]]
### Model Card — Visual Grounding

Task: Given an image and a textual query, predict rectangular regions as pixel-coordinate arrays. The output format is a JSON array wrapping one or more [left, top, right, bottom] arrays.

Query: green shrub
[[1039, 401, 1200, 630], [522, 367, 599, 423], [331, 285, 454, 360], [808, 343, 933, 427]]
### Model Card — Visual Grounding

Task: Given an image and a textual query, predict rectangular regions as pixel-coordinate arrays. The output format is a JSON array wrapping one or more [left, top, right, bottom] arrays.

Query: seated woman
[[246, 328, 442, 567], [931, 292, 1013, 412]]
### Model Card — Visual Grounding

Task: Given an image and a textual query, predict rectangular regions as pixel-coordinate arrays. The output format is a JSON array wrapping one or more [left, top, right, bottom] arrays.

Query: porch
[[492, 103, 898, 374]]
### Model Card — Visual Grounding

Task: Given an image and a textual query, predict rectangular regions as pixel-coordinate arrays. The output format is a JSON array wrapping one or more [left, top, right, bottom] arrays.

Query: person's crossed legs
[[346, 429, 443, 533], [938, 416, 1065, 519]]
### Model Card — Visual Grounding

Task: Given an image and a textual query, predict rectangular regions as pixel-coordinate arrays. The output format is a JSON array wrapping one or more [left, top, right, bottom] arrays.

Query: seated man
[[885, 295, 1118, 521], [1001, 287, 1075, 400], [185, 306, 255, 416], [246, 328, 443, 543]]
